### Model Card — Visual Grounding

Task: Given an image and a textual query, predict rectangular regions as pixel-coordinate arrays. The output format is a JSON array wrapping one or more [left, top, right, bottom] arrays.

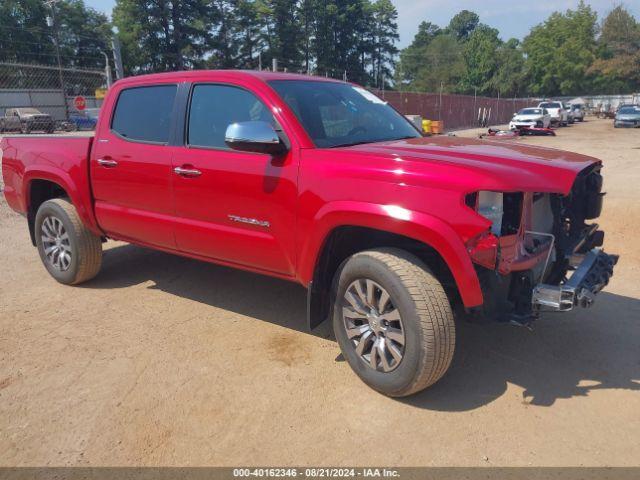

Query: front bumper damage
[[532, 248, 618, 311], [468, 164, 619, 326]]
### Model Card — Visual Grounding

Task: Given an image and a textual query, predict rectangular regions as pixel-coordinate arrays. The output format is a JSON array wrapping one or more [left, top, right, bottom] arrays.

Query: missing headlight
[[466, 191, 523, 236]]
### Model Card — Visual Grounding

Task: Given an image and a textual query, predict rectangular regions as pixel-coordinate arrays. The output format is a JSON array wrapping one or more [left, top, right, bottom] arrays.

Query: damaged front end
[[465, 164, 618, 325]]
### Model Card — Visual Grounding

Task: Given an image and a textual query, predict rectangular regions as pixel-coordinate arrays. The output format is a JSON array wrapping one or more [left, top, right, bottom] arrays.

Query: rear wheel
[[35, 198, 102, 285], [333, 248, 455, 397]]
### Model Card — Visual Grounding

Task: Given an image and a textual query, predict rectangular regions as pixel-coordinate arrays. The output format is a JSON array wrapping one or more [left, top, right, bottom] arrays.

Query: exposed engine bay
[[466, 164, 618, 325]]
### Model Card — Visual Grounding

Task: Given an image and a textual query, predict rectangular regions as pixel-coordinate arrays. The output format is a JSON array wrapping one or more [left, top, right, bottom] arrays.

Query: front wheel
[[333, 248, 455, 397], [35, 198, 103, 285]]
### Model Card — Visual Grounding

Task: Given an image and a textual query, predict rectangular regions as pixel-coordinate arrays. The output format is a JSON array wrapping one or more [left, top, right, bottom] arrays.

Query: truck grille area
[[470, 163, 617, 326], [545, 164, 605, 284]]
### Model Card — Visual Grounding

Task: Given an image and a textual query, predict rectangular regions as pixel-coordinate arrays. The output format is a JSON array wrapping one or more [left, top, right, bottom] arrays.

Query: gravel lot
[[1, 118, 639, 466]]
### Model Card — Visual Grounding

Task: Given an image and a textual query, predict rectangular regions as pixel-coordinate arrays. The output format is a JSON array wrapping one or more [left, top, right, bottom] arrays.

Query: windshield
[[268, 80, 421, 148], [618, 106, 640, 114], [519, 108, 542, 115], [17, 108, 41, 115], [539, 102, 560, 109]]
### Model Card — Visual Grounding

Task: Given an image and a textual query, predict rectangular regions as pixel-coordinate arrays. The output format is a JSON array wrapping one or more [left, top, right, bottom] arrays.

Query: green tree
[[0, 0, 111, 69], [0, 0, 54, 64], [410, 21, 441, 49], [589, 6, 640, 93], [447, 10, 479, 41], [395, 21, 443, 87], [493, 39, 526, 97], [460, 24, 501, 94], [367, 0, 399, 88], [522, 1, 598, 95], [113, 0, 212, 73], [312, 0, 372, 83], [407, 34, 465, 92]]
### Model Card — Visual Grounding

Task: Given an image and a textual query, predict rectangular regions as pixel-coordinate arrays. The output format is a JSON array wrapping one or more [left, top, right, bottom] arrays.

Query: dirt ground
[[1, 118, 639, 467]]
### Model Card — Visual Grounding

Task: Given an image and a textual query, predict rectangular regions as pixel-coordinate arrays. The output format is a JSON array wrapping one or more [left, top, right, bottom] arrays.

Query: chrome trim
[[97, 158, 118, 167], [173, 166, 202, 177], [525, 230, 555, 283], [225, 121, 280, 145], [228, 215, 270, 228], [532, 248, 618, 311]]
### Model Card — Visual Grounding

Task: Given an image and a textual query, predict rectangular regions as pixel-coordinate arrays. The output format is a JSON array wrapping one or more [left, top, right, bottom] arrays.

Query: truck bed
[[1, 134, 95, 224]]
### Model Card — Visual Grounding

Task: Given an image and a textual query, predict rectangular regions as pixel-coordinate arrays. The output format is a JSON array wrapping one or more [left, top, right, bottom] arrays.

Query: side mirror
[[225, 121, 287, 155]]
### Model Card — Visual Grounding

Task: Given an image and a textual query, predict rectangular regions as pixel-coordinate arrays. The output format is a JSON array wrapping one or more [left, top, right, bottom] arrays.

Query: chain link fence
[[0, 60, 538, 132], [0, 62, 107, 125]]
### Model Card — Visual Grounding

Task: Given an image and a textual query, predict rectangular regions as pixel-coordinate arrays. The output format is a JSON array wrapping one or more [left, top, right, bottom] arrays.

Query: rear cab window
[[111, 85, 177, 143]]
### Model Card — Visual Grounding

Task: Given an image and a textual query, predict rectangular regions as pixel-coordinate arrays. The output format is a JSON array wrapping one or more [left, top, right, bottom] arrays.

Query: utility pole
[[272, 58, 278, 72], [111, 37, 124, 80], [438, 81, 444, 121], [258, 52, 262, 71], [473, 87, 477, 126], [45, 0, 69, 120], [99, 50, 113, 87]]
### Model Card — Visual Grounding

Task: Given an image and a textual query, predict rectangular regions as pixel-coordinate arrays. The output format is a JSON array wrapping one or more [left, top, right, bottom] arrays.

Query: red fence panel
[[372, 90, 535, 131]]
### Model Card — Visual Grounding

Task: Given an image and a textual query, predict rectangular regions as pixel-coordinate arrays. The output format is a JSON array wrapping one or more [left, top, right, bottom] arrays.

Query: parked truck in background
[[1, 71, 618, 397], [0, 108, 55, 134], [538, 101, 568, 126]]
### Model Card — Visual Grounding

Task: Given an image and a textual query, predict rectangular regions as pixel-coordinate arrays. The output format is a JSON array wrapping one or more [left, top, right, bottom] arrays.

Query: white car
[[570, 104, 585, 122], [509, 107, 551, 130], [538, 101, 568, 126]]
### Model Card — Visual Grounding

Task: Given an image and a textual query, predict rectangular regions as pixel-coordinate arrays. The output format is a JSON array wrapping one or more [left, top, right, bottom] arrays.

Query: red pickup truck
[[1, 71, 617, 397]]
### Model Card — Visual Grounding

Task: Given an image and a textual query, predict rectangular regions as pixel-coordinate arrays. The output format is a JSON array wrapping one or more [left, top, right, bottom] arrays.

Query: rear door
[[171, 82, 298, 276], [90, 83, 179, 248]]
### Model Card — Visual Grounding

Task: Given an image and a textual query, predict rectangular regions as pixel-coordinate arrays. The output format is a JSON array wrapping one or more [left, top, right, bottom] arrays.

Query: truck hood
[[512, 114, 542, 121], [340, 136, 600, 195]]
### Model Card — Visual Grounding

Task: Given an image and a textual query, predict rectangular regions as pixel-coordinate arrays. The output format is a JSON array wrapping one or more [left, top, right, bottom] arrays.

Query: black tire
[[332, 248, 455, 397], [35, 198, 102, 285], [21, 123, 30, 134]]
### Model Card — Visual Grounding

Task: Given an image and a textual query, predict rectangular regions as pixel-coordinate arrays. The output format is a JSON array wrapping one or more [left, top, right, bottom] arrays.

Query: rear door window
[[111, 85, 177, 143]]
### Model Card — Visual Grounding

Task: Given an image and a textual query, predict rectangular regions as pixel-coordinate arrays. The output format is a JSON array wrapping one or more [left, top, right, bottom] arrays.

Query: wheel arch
[[302, 202, 484, 330], [25, 177, 72, 245], [24, 170, 100, 245]]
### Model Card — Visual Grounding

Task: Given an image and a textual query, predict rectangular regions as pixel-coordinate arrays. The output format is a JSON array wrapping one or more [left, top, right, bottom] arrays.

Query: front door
[[90, 83, 178, 249], [171, 83, 298, 276]]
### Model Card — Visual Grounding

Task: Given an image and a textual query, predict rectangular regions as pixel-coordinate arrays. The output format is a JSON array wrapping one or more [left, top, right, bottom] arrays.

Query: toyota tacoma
[[1, 71, 618, 397]]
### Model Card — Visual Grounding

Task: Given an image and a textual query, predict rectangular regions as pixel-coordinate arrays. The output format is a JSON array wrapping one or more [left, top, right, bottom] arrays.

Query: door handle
[[174, 166, 202, 177], [97, 158, 118, 167]]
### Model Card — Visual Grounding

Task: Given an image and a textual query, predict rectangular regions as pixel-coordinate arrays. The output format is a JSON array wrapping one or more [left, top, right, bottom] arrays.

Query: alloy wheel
[[342, 278, 406, 372], [41, 216, 72, 271]]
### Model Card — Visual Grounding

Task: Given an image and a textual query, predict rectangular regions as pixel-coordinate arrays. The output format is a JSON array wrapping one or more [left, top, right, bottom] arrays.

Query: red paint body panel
[[0, 70, 603, 309], [0, 135, 101, 234]]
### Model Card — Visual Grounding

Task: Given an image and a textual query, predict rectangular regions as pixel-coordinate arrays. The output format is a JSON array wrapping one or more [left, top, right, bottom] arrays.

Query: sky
[[85, 0, 640, 48]]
